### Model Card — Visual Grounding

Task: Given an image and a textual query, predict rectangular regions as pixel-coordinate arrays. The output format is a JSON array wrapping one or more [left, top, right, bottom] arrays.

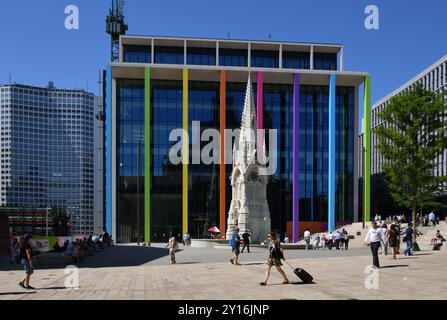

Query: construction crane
[[106, 0, 128, 62]]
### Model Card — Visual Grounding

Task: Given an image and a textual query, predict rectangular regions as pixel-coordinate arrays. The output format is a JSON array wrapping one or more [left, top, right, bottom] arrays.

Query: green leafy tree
[[375, 84, 447, 241]]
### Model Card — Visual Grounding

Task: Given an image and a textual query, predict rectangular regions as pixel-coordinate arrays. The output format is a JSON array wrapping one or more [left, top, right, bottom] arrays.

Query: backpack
[[229, 233, 236, 247]]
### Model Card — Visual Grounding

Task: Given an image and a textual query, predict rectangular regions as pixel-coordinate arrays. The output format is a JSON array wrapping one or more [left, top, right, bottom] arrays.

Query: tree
[[375, 84, 447, 242]]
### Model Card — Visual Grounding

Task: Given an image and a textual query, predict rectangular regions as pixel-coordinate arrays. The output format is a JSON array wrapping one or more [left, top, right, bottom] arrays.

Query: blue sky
[[0, 0, 446, 113]]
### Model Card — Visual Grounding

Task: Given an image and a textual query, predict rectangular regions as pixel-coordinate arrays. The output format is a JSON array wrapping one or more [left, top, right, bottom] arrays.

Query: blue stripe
[[328, 74, 336, 233], [106, 66, 112, 236]]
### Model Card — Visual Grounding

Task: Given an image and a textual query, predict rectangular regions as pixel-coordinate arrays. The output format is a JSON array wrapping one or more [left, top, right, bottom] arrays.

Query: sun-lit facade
[[107, 35, 370, 243]]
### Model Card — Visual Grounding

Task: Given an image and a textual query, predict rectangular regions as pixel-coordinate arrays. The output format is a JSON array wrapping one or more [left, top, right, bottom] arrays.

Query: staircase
[[412, 221, 447, 251], [295, 220, 447, 250]]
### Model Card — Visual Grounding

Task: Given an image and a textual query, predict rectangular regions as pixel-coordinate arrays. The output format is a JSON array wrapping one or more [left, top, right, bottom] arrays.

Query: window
[[219, 49, 247, 67], [251, 50, 279, 68], [283, 52, 310, 69], [187, 47, 215, 65], [314, 53, 337, 70], [154, 46, 184, 64], [123, 45, 151, 63]]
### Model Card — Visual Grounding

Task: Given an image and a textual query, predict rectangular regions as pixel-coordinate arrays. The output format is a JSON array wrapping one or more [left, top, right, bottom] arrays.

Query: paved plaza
[[0, 241, 446, 300]]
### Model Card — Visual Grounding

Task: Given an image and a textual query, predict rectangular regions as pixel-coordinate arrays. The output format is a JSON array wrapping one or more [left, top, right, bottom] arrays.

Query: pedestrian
[[404, 223, 414, 256], [241, 231, 250, 253], [364, 221, 386, 268], [313, 233, 320, 250], [183, 233, 188, 246], [379, 224, 388, 255], [388, 224, 399, 260], [339, 230, 346, 250], [303, 229, 311, 250], [166, 233, 178, 264], [343, 229, 349, 250], [260, 232, 289, 286], [321, 234, 327, 248], [327, 232, 334, 249], [334, 231, 341, 250], [428, 211, 435, 227], [18, 234, 35, 290], [230, 227, 241, 265]]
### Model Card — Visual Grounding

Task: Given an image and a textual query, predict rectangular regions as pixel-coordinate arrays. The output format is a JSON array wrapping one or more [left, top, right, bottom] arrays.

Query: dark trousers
[[370, 241, 381, 268], [241, 241, 250, 253], [404, 241, 413, 255], [334, 239, 340, 250]]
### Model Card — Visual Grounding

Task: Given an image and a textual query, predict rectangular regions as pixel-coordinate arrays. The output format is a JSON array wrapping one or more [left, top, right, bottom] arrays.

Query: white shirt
[[304, 231, 311, 238], [365, 228, 385, 244]]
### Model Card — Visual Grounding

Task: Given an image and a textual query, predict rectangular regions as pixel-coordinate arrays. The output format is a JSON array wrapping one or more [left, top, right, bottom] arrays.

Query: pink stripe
[[257, 72, 263, 130]]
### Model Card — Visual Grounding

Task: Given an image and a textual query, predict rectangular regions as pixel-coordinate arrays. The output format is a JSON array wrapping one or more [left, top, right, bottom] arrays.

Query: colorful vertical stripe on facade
[[364, 75, 372, 223], [292, 74, 300, 242], [106, 66, 112, 236], [144, 67, 151, 243], [257, 72, 264, 155], [183, 68, 189, 235], [328, 74, 336, 233], [220, 71, 226, 234]]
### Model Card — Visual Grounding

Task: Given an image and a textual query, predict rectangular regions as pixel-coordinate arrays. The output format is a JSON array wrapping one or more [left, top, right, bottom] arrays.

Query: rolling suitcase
[[284, 260, 314, 283]]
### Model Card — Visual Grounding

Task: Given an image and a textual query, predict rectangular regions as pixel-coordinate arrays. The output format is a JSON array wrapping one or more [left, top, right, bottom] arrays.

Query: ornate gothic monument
[[225, 76, 271, 243]]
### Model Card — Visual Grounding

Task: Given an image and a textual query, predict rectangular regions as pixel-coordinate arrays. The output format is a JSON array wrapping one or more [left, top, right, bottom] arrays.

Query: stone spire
[[239, 75, 257, 165], [226, 73, 271, 243]]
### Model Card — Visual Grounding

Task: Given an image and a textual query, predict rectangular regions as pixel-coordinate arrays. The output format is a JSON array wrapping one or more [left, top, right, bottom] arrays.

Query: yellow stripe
[[183, 68, 189, 235]]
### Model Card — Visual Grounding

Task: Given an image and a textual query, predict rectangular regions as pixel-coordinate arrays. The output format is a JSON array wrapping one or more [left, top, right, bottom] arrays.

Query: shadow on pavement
[[270, 281, 316, 286], [39, 286, 73, 290], [380, 264, 409, 269], [0, 291, 36, 296], [242, 262, 264, 266], [0, 245, 170, 270], [78, 245, 169, 268]]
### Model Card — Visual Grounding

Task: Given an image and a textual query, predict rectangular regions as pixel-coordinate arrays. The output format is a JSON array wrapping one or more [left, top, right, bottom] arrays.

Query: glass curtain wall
[[116, 78, 354, 242], [116, 79, 145, 243]]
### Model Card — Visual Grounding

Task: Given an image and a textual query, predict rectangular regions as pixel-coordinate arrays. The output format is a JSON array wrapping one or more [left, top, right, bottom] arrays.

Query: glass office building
[[108, 36, 370, 243], [0, 83, 96, 235], [359, 54, 447, 217]]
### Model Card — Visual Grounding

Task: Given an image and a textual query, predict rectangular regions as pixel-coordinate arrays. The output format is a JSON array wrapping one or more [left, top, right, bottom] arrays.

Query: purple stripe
[[293, 74, 300, 242]]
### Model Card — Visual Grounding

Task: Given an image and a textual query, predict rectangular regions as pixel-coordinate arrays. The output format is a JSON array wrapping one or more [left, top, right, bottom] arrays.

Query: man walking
[[18, 234, 35, 289], [428, 211, 435, 227], [365, 221, 386, 268], [230, 227, 241, 265], [303, 229, 311, 250], [241, 231, 250, 253], [404, 223, 414, 256]]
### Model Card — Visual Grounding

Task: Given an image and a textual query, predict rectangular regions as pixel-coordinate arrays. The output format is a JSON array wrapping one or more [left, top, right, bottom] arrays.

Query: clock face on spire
[[248, 168, 258, 181]]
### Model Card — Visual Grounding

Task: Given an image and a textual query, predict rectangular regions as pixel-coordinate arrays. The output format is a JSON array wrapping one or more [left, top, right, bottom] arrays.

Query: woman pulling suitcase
[[260, 232, 289, 286]]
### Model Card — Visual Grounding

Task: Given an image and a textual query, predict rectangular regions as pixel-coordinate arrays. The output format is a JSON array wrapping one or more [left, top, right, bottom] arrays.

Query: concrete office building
[[0, 82, 96, 235], [106, 35, 371, 243], [359, 54, 447, 215]]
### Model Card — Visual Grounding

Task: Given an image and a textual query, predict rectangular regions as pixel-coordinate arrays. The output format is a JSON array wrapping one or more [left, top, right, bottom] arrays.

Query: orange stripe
[[220, 70, 226, 236]]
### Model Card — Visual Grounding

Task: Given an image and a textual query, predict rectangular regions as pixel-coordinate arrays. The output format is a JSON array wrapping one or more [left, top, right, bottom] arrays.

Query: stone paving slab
[[0, 248, 446, 300]]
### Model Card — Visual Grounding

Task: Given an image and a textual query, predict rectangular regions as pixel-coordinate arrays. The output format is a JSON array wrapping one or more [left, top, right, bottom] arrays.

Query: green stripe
[[144, 67, 151, 242], [364, 75, 371, 223]]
